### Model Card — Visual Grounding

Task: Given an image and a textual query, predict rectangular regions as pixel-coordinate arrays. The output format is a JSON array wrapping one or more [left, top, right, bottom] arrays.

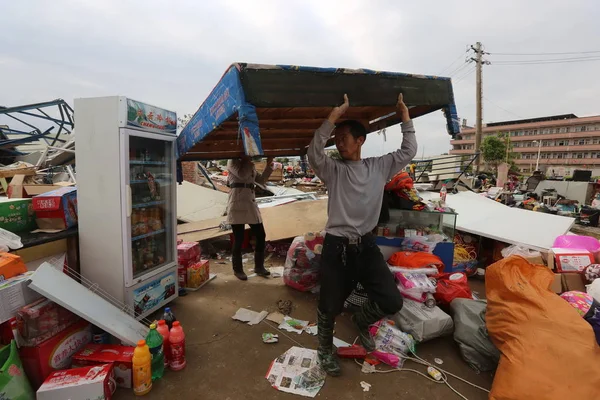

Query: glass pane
[[128, 135, 174, 278]]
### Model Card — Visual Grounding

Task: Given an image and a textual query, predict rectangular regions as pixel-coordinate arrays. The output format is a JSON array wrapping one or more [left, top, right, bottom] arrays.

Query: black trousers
[[231, 223, 266, 258], [318, 233, 403, 316]]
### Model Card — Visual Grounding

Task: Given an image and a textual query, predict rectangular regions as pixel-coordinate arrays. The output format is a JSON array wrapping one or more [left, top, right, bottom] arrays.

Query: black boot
[[317, 310, 341, 377], [254, 250, 270, 278], [232, 254, 247, 281], [351, 300, 387, 352]]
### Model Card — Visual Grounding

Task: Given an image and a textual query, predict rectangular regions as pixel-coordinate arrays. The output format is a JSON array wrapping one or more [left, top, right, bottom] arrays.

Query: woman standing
[[226, 156, 274, 280]]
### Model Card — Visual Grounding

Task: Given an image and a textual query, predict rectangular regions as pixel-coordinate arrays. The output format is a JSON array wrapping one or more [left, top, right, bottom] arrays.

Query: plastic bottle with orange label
[[132, 339, 152, 396]]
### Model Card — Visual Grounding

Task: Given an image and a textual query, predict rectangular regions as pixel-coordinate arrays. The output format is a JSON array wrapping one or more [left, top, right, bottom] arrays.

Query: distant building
[[450, 114, 600, 176]]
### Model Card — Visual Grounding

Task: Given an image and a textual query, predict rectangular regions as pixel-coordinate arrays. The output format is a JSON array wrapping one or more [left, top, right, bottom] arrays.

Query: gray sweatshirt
[[308, 120, 418, 238]]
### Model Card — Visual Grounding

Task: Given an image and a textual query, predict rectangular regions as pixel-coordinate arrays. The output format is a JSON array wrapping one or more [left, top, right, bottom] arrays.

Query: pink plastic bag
[[553, 235, 600, 253]]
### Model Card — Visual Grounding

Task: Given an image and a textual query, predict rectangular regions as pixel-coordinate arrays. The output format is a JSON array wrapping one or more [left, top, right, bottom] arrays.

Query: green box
[[0, 198, 36, 233]]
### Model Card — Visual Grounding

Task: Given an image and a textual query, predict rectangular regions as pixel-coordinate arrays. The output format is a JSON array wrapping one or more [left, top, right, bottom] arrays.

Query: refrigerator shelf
[[132, 228, 166, 242], [132, 200, 166, 209], [130, 178, 171, 184], [130, 160, 167, 166]]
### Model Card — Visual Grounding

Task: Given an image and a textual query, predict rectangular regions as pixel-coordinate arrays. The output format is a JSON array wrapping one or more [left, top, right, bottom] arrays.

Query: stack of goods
[[383, 171, 425, 211], [560, 291, 600, 345], [0, 252, 27, 282], [177, 242, 210, 289], [72, 344, 135, 389], [36, 364, 116, 400], [32, 186, 78, 231], [16, 299, 80, 346], [283, 232, 324, 292]]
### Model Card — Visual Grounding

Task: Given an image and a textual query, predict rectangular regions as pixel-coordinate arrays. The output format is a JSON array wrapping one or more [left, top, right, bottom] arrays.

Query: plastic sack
[[395, 272, 436, 302], [500, 244, 541, 260], [369, 319, 416, 360], [388, 251, 445, 274], [560, 291, 593, 316], [450, 298, 500, 372], [0, 340, 35, 400], [392, 299, 454, 342], [283, 233, 324, 292], [0, 228, 23, 253], [486, 256, 600, 400], [553, 234, 600, 253], [433, 272, 472, 306], [588, 278, 600, 303]]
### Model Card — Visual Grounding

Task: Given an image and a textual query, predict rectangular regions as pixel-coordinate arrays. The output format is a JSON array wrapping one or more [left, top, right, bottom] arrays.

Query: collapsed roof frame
[[177, 63, 460, 161], [0, 99, 74, 156]]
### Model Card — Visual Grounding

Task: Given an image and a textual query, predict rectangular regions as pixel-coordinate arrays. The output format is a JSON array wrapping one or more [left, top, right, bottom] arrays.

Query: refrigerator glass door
[[122, 128, 176, 287]]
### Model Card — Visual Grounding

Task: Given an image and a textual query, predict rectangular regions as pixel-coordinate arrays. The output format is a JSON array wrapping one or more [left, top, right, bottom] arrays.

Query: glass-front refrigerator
[[76, 96, 178, 320]]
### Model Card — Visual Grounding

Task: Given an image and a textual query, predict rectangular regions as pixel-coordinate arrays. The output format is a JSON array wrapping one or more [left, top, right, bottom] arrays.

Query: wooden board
[[177, 199, 328, 242], [0, 167, 36, 178]]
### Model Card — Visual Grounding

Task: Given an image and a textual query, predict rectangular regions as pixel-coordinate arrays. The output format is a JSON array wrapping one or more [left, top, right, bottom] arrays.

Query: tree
[[328, 150, 342, 160], [275, 157, 289, 164], [218, 160, 228, 166], [481, 134, 513, 171]]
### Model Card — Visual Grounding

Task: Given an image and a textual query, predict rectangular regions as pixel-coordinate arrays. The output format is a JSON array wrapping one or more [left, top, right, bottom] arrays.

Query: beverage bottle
[[146, 323, 165, 381], [440, 184, 447, 203], [163, 307, 177, 330], [132, 340, 152, 396], [156, 320, 170, 368], [169, 321, 186, 371]]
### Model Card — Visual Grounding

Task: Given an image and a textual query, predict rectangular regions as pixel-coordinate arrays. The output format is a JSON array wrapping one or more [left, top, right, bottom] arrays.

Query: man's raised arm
[[307, 94, 349, 182]]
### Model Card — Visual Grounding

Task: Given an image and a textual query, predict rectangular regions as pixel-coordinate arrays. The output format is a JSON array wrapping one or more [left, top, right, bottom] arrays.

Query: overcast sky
[[1, 0, 599, 158]]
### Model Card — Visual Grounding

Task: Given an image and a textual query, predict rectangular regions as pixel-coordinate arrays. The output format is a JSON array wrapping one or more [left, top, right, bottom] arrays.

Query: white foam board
[[28, 263, 149, 345], [177, 181, 228, 222], [420, 191, 574, 250]]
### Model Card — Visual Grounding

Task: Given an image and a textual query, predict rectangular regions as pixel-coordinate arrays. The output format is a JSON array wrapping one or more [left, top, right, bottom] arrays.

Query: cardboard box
[[0, 271, 43, 324], [0, 197, 36, 233], [177, 241, 201, 263], [72, 344, 134, 388], [548, 248, 594, 272], [7, 174, 26, 199], [550, 274, 562, 294], [561, 273, 586, 292], [32, 186, 78, 230], [0, 252, 27, 281], [37, 363, 115, 400], [17, 298, 80, 346], [187, 259, 210, 288], [20, 320, 92, 388], [23, 182, 74, 197]]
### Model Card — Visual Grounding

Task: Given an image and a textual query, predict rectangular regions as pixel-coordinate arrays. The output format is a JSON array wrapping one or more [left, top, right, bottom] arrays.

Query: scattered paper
[[266, 312, 286, 325], [434, 358, 444, 365], [232, 308, 268, 325], [278, 317, 309, 334], [270, 266, 285, 278], [263, 333, 279, 344], [302, 325, 350, 347], [266, 346, 326, 398], [360, 381, 371, 392], [333, 337, 351, 348], [305, 325, 318, 336]]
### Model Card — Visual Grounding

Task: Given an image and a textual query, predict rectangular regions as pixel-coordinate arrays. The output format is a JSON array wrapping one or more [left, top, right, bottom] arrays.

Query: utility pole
[[470, 42, 489, 172]]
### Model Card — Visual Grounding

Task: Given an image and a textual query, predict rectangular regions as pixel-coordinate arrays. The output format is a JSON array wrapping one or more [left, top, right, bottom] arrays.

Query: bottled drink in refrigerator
[[146, 323, 164, 381], [163, 307, 177, 330], [169, 321, 186, 371], [133, 340, 152, 396], [156, 320, 170, 367]]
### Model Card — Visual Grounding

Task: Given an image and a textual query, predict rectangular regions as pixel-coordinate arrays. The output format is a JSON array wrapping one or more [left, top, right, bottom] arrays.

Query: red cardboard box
[[72, 344, 134, 389], [20, 320, 92, 388], [177, 241, 201, 262], [549, 248, 594, 272], [32, 186, 78, 231], [37, 363, 116, 400], [17, 298, 80, 346]]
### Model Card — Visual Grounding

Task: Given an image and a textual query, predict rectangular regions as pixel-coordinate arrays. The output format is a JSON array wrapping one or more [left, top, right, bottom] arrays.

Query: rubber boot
[[317, 310, 341, 377], [351, 300, 387, 352], [254, 250, 270, 278], [232, 254, 247, 281]]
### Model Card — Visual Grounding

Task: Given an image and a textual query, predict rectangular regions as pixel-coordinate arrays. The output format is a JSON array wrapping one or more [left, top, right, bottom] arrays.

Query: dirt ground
[[118, 260, 493, 399]]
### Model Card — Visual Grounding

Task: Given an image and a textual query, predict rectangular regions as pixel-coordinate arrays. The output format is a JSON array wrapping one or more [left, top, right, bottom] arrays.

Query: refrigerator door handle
[[126, 184, 132, 217]]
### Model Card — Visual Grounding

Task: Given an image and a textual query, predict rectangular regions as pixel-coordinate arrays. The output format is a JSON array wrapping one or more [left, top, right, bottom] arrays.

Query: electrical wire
[[453, 67, 476, 84], [446, 61, 472, 78], [490, 50, 600, 56], [491, 57, 600, 65], [438, 49, 470, 75]]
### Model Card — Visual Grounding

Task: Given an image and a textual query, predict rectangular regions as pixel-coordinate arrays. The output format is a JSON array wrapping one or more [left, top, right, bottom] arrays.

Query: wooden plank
[[0, 167, 37, 178], [177, 199, 328, 242]]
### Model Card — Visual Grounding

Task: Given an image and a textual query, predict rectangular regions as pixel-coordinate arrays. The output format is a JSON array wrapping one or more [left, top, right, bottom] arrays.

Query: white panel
[[29, 263, 149, 345], [177, 181, 228, 222], [420, 191, 574, 250]]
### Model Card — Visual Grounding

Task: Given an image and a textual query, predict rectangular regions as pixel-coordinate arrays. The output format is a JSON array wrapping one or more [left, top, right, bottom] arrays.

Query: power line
[[446, 61, 472, 77], [492, 57, 600, 65], [453, 66, 476, 83], [483, 96, 523, 119], [490, 50, 600, 56], [437, 49, 469, 75]]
